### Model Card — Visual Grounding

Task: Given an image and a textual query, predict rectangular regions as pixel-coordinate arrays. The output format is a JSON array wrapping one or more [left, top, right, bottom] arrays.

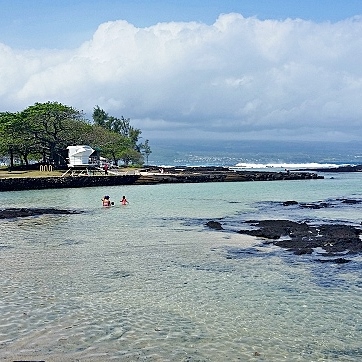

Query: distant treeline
[[0, 102, 151, 168]]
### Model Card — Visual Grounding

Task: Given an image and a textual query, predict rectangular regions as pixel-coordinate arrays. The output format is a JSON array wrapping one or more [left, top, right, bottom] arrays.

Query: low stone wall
[[0, 175, 140, 192], [0, 170, 323, 192]]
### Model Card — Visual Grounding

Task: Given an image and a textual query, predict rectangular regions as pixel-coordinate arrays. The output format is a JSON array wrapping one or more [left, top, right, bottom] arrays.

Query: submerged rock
[[339, 198, 362, 205], [206, 220, 224, 230], [316, 258, 351, 264], [281, 198, 362, 210], [0, 208, 82, 219], [299, 202, 331, 209], [282, 200, 332, 209], [283, 200, 299, 206]]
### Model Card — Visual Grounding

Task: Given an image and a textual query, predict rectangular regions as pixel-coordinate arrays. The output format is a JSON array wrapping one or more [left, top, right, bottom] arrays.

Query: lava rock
[[206, 220, 224, 230], [0, 208, 82, 219], [283, 200, 299, 206], [237, 220, 362, 256]]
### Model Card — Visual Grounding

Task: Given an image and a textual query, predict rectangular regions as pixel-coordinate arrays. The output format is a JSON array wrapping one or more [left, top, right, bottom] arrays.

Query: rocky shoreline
[[0, 167, 323, 192], [298, 164, 362, 172]]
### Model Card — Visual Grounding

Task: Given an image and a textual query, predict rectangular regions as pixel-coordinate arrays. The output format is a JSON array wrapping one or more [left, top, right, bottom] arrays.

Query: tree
[[0, 111, 40, 167], [0, 102, 151, 169], [92, 106, 147, 166], [95, 129, 127, 165], [119, 147, 144, 166], [93, 106, 138, 138], [21, 102, 88, 165], [92, 106, 109, 128], [0, 112, 18, 168], [141, 139, 152, 164]]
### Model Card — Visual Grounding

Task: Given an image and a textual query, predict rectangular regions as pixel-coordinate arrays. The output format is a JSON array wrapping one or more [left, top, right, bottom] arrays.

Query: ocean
[[1, 144, 362, 361], [147, 139, 362, 168]]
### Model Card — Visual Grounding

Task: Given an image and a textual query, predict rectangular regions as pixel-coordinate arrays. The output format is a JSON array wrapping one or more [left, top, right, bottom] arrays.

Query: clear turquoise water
[[1, 172, 362, 361]]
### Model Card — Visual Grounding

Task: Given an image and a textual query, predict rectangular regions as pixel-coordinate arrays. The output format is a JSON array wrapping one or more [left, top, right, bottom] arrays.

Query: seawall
[[0, 169, 323, 192], [0, 175, 140, 192]]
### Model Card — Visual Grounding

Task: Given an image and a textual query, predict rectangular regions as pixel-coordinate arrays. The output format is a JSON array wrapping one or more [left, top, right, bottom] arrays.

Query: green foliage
[[92, 105, 148, 166], [21, 101, 87, 164], [0, 111, 39, 166], [140, 139, 152, 164], [93, 105, 138, 138], [0, 102, 152, 168]]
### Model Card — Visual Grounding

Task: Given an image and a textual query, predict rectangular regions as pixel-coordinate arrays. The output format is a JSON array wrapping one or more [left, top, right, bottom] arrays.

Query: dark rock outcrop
[[282, 198, 362, 209], [298, 164, 362, 172], [339, 198, 362, 204], [206, 220, 224, 230], [207, 218, 362, 257], [316, 258, 351, 264], [299, 202, 331, 209], [134, 170, 323, 185], [283, 200, 299, 206], [238, 220, 362, 256]]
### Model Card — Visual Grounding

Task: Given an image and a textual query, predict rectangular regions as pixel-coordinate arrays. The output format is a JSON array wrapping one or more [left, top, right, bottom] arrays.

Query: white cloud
[[1, 13, 362, 142]]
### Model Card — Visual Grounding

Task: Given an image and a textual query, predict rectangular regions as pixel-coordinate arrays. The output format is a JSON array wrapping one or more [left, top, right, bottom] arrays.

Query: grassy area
[[0, 166, 141, 178], [0, 169, 65, 178]]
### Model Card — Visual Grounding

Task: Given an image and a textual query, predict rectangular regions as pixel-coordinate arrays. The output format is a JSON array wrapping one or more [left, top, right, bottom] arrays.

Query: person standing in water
[[102, 195, 112, 207], [120, 196, 129, 205]]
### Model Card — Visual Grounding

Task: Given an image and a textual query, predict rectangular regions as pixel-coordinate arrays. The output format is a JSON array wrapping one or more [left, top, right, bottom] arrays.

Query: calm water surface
[[1, 173, 362, 361]]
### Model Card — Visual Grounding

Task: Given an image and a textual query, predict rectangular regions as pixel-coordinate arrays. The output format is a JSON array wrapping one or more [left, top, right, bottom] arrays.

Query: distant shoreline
[[297, 164, 362, 172]]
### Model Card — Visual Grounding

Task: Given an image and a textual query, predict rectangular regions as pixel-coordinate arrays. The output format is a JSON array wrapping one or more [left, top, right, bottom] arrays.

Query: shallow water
[[1, 173, 362, 361]]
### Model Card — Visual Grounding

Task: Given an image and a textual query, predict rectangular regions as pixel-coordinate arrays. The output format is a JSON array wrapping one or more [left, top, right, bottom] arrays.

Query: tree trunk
[[42, 148, 47, 163], [23, 154, 29, 166], [111, 151, 118, 166], [9, 147, 14, 169], [49, 142, 56, 165]]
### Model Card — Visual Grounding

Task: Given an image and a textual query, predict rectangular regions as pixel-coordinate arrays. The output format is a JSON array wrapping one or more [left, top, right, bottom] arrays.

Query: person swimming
[[120, 195, 129, 205], [102, 195, 112, 207]]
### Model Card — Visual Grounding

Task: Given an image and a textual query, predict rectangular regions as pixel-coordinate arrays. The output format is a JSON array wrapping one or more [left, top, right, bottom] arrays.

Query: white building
[[67, 145, 95, 167]]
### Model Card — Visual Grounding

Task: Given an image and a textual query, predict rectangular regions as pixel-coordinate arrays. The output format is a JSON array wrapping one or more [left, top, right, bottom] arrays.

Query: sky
[[1, 0, 362, 144]]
